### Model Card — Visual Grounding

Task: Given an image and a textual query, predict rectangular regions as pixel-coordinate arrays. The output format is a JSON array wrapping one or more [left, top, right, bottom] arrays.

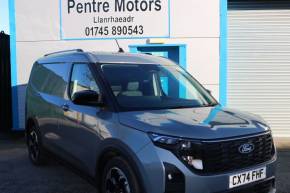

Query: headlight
[[149, 133, 204, 171]]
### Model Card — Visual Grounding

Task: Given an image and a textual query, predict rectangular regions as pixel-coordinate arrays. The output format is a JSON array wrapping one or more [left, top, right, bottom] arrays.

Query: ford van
[[25, 49, 276, 193]]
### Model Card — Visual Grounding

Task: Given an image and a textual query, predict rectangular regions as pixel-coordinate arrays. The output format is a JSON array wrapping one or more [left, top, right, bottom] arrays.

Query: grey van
[[25, 49, 276, 193]]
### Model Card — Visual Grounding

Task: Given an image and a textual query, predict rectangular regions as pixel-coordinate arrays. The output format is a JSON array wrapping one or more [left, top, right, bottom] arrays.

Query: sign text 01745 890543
[[60, 0, 170, 40]]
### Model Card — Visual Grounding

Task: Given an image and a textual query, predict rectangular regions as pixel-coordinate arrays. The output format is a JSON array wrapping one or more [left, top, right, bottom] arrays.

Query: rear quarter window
[[30, 62, 70, 98]]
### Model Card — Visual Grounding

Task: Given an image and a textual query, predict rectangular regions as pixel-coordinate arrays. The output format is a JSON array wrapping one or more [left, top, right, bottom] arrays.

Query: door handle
[[61, 104, 70, 112]]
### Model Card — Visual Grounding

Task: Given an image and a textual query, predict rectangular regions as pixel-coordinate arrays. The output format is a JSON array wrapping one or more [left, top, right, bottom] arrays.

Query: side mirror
[[72, 90, 103, 106]]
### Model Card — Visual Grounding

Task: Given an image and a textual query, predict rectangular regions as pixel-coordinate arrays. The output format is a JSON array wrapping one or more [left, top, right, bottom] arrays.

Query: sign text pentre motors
[[67, 0, 162, 14]]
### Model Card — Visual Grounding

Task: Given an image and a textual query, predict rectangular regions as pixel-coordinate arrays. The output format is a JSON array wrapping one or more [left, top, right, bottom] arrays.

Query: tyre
[[101, 156, 142, 193], [26, 124, 47, 165]]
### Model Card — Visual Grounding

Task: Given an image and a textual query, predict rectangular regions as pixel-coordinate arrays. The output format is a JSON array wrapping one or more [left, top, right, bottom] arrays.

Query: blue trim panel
[[59, 0, 63, 39], [129, 44, 186, 68], [129, 44, 187, 68], [178, 45, 186, 98], [129, 44, 186, 48], [178, 45, 186, 69], [220, 0, 228, 106], [9, 0, 20, 129], [59, 0, 171, 41]]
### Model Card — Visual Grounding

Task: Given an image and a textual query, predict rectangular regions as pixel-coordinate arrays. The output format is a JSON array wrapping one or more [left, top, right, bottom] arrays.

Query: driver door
[[59, 63, 101, 171]]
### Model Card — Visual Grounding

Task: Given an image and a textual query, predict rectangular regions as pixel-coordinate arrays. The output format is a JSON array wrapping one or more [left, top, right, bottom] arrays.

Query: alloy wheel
[[28, 130, 39, 161], [105, 167, 131, 193]]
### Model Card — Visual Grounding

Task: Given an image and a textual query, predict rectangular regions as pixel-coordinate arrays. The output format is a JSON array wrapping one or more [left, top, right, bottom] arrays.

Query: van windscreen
[[101, 63, 217, 111]]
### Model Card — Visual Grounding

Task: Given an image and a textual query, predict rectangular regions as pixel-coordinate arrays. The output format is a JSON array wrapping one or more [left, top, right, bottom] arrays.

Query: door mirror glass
[[72, 90, 103, 106]]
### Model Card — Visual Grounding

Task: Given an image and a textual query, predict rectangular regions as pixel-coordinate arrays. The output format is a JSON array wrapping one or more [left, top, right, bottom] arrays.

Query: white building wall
[[14, 0, 221, 128]]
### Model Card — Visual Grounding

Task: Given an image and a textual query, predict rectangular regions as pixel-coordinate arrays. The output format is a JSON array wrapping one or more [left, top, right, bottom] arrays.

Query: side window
[[30, 62, 44, 90], [30, 62, 70, 98], [42, 63, 70, 98], [70, 63, 100, 97]]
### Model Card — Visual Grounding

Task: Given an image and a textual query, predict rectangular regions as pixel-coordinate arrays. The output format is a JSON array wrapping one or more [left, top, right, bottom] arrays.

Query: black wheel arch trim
[[95, 138, 150, 193], [25, 117, 40, 130]]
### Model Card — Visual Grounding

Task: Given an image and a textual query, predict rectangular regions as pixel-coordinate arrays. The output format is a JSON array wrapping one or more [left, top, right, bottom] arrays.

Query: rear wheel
[[27, 125, 47, 165], [101, 157, 141, 193]]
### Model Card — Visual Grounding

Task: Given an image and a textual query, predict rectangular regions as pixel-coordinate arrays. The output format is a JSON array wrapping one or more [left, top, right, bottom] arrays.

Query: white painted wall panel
[[170, 0, 220, 37], [15, 0, 220, 41], [15, 0, 60, 41]]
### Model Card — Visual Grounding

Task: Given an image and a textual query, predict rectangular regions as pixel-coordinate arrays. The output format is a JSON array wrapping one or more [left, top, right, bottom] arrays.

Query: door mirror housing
[[72, 90, 103, 106], [206, 89, 212, 95]]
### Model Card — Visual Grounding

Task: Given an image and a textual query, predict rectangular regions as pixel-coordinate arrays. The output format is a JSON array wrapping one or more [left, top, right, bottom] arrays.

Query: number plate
[[229, 167, 266, 188]]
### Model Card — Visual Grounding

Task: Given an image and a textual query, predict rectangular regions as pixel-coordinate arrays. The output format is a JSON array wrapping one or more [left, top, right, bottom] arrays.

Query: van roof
[[37, 50, 176, 66]]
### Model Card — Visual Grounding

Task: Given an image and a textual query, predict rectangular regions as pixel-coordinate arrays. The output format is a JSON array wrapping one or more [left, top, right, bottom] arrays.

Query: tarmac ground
[[0, 133, 289, 193]]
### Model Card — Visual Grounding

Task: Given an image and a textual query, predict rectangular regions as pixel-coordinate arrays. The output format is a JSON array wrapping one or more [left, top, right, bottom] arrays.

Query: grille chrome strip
[[201, 131, 271, 143]]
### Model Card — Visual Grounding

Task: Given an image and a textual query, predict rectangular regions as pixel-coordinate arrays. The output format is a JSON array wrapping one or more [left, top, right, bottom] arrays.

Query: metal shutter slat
[[228, 0, 290, 137]]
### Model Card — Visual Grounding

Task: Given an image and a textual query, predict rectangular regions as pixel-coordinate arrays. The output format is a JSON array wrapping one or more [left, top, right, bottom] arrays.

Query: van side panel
[[26, 62, 71, 153]]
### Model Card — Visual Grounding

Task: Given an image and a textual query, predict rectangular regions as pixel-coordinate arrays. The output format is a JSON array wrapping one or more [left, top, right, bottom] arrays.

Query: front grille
[[202, 132, 274, 174], [225, 179, 274, 193]]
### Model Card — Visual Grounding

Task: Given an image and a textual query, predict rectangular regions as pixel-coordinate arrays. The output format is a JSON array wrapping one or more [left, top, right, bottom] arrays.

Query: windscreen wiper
[[202, 103, 218, 107]]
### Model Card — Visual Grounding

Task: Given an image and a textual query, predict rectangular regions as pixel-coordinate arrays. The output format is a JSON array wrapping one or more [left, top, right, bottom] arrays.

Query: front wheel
[[27, 125, 47, 165], [101, 157, 142, 193]]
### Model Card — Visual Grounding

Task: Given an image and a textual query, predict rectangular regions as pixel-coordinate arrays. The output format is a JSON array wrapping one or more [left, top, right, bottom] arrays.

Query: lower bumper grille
[[226, 179, 275, 193]]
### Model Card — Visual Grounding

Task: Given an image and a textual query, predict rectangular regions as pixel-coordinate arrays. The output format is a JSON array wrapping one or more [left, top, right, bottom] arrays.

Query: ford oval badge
[[239, 143, 255, 154]]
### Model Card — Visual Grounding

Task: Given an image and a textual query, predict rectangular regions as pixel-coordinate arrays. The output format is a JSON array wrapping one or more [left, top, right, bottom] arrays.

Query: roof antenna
[[115, 39, 125, 53]]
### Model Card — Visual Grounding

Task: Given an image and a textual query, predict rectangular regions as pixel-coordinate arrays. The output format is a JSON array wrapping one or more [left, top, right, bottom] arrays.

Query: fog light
[[182, 156, 203, 170], [191, 159, 203, 170], [167, 173, 173, 180]]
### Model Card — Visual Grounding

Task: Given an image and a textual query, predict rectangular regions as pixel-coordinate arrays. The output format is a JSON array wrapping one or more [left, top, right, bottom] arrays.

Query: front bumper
[[137, 142, 277, 193], [216, 177, 276, 193]]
